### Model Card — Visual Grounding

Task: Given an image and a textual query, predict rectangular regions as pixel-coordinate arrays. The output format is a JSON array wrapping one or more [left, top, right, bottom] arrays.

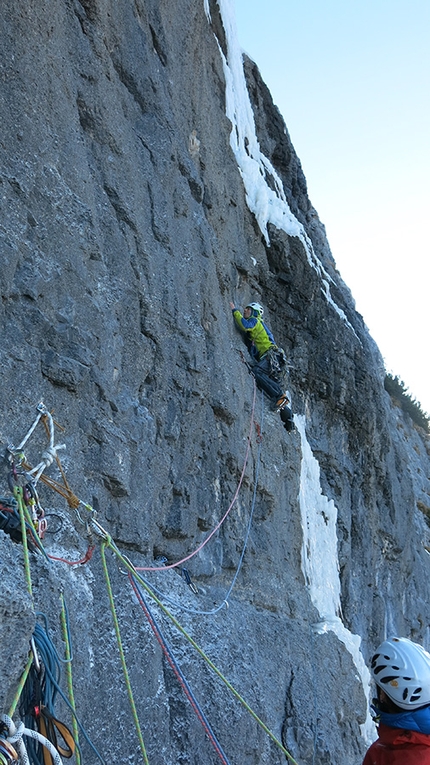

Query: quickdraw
[[7, 462, 47, 542], [180, 567, 199, 595]]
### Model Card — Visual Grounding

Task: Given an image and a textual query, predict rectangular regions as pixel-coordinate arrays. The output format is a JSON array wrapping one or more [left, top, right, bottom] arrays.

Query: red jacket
[[363, 723, 430, 764]]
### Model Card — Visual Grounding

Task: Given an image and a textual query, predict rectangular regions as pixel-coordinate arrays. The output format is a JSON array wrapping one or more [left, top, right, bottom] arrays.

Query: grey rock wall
[[1, 1, 429, 764]]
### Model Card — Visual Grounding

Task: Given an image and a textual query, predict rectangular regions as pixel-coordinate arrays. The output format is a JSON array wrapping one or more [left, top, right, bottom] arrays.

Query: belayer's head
[[370, 636, 430, 711], [245, 302, 264, 319]]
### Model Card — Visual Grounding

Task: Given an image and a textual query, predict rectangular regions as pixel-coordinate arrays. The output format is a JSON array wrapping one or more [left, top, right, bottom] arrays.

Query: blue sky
[[233, 0, 430, 414]]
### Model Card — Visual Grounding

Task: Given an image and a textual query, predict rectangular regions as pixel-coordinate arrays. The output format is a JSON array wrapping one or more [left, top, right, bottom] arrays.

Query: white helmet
[[371, 636, 430, 710], [246, 302, 264, 318]]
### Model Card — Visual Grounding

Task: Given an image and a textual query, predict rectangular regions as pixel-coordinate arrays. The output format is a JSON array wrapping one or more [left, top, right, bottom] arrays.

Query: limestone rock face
[[1, 2, 429, 764]]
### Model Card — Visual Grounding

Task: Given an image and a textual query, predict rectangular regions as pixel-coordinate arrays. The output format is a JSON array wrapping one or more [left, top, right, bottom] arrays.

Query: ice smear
[[295, 414, 376, 745], [208, 0, 357, 334]]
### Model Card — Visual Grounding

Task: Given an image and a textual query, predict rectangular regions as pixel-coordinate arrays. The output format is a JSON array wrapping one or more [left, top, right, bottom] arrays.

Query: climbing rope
[[135, 388, 265, 617], [19, 619, 74, 765], [12, 486, 49, 559], [24, 409, 66, 487], [11, 405, 45, 451], [7, 657, 34, 720], [3, 398, 301, 764], [135, 378, 258, 574], [7, 404, 64, 487], [48, 545, 95, 566], [59, 595, 80, 765], [100, 543, 150, 765], [7, 403, 81, 533], [10, 481, 91, 568], [1, 714, 63, 765], [18, 616, 106, 765], [13, 486, 34, 598], [5, 406, 95, 568], [130, 574, 231, 765], [100, 536, 300, 765]]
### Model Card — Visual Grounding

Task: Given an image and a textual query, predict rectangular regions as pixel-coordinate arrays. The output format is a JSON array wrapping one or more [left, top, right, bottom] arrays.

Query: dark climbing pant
[[251, 355, 283, 402]]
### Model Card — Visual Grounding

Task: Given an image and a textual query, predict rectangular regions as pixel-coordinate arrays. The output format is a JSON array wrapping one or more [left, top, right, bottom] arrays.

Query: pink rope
[[129, 574, 231, 764], [135, 379, 257, 572]]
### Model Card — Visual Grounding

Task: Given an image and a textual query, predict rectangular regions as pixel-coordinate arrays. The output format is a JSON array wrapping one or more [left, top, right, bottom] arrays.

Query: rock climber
[[363, 636, 430, 764], [229, 300, 294, 432]]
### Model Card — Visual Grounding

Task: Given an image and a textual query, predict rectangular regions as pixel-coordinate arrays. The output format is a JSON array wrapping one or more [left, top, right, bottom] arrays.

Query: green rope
[[60, 593, 81, 765], [9, 487, 36, 723], [7, 654, 33, 718], [13, 486, 33, 598], [21, 498, 49, 560], [100, 543, 150, 765], [104, 537, 300, 765]]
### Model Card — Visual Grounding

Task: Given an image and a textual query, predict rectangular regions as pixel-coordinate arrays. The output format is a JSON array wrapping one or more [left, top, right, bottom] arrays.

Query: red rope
[[48, 544, 95, 566], [135, 379, 258, 572], [129, 575, 230, 765]]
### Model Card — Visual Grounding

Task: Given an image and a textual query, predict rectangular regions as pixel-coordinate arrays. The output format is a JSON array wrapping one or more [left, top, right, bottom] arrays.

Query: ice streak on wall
[[208, 0, 356, 332], [295, 415, 376, 745]]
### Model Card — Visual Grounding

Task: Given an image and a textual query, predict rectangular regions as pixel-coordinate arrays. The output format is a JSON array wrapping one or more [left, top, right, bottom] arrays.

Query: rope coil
[[1, 714, 63, 765]]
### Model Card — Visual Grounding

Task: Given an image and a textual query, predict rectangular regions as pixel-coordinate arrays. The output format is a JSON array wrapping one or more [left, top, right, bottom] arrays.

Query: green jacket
[[232, 309, 275, 360]]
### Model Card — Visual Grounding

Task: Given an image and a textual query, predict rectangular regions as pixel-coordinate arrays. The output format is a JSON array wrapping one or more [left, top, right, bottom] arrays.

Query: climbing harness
[[267, 346, 288, 382]]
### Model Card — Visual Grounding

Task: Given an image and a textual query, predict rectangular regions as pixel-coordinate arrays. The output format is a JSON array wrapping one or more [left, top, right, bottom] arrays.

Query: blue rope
[[139, 389, 264, 616], [130, 575, 231, 765], [21, 615, 107, 765]]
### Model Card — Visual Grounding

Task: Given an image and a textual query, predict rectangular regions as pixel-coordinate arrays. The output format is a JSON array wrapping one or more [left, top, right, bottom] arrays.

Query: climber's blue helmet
[[246, 302, 264, 319], [371, 636, 430, 709]]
